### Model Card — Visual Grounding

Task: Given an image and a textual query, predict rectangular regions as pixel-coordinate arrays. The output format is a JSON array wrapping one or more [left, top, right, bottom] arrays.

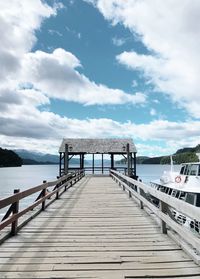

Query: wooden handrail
[[110, 169, 200, 260], [0, 172, 75, 209], [110, 169, 200, 221], [0, 170, 85, 238]]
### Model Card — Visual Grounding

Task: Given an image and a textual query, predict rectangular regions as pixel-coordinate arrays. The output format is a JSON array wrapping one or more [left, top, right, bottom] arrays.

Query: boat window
[[183, 165, 188, 175], [198, 165, 200, 176], [167, 188, 171, 195], [196, 194, 200, 207], [179, 192, 186, 201], [184, 164, 191, 175], [175, 191, 180, 198], [180, 166, 185, 174], [185, 193, 195, 205], [189, 164, 198, 176]]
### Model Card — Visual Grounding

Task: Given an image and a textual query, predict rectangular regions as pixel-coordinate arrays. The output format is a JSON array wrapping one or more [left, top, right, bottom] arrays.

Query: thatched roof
[[59, 138, 137, 153]]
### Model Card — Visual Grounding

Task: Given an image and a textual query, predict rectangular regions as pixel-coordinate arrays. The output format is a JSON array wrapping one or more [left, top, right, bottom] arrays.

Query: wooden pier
[[0, 174, 200, 278]]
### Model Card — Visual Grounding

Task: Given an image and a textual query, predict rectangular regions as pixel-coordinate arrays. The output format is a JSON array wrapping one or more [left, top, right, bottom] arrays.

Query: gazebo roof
[[59, 138, 137, 154]]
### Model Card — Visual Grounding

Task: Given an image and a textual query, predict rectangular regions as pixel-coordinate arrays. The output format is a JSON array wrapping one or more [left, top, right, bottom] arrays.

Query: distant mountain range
[[117, 144, 200, 165], [14, 149, 81, 165], [14, 150, 112, 165], [15, 149, 60, 164], [2, 143, 200, 167]]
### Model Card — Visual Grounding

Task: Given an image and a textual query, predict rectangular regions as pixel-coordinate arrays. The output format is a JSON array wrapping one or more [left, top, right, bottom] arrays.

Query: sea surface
[[0, 164, 180, 217], [0, 164, 181, 198]]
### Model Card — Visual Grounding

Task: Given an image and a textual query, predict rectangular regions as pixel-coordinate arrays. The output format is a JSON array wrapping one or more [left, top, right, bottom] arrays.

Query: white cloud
[[150, 108, 156, 116], [1, 0, 200, 156], [20, 48, 147, 106], [131, 80, 138, 88], [0, 0, 57, 82], [0, 1, 147, 109], [1, 103, 200, 155], [87, 0, 200, 118], [112, 37, 126, 47], [0, 0, 148, 154]]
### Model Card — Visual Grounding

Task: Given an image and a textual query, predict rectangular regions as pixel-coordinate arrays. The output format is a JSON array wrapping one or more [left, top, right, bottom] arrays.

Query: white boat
[[150, 159, 200, 233]]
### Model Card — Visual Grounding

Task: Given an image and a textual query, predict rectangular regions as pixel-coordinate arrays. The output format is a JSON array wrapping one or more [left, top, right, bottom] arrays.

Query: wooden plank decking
[[0, 176, 200, 278]]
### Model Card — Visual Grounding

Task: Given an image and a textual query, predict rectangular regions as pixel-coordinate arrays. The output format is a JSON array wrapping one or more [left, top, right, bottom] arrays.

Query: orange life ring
[[175, 176, 181, 183]]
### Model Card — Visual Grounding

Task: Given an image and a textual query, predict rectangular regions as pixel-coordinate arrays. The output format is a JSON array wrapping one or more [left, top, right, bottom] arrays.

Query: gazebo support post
[[102, 154, 104, 174], [127, 143, 131, 177], [64, 144, 68, 175], [92, 154, 94, 174]]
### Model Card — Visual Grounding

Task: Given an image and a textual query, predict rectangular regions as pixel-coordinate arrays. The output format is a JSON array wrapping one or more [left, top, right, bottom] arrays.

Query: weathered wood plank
[[0, 176, 200, 278]]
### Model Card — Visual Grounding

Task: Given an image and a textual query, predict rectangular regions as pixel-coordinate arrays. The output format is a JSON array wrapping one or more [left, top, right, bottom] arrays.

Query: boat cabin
[[150, 182, 200, 207], [180, 163, 200, 176], [151, 162, 200, 207]]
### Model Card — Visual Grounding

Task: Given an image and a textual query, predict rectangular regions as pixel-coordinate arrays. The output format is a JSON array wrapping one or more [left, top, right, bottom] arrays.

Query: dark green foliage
[[160, 156, 171, 164], [136, 156, 150, 164], [193, 144, 200, 153], [145, 151, 198, 165], [175, 144, 200, 155], [175, 147, 194, 154], [116, 156, 150, 165], [173, 152, 199, 164], [176, 152, 198, 163], [145, 147, 199, 164], [0, 148, 22, 167], [161, 152, 198, 164], [117, 144, 200, 165], [142, 156, 163, 164]]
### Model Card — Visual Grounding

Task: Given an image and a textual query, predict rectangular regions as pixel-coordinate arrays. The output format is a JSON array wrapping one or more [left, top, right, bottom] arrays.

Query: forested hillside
[[117, 144, 200, 164], [0, 148, 22, 167]]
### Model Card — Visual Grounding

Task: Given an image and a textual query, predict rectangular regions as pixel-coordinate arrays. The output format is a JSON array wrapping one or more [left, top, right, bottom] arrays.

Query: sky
[[1, 0, 200, 156]]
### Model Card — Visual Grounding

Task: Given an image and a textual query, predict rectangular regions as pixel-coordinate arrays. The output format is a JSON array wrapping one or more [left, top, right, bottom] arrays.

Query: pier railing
[[67, 166, 130, 174], [0, 170, 84, 241], [110, 169, 200, 264]]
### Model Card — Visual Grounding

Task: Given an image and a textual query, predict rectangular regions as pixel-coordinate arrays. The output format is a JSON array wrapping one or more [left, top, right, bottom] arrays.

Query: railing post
[[56, 177, 60, 199], [139, 188, 144, 209], [127, 143, 131, 177], [56, 184, 59, 199], [160, 201, 167, 234], [11, 189, 20, 236], [42, 180, 47, 211]]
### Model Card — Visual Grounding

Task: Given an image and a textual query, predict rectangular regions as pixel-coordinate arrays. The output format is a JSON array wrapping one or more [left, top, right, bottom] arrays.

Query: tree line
[[0, 148, 22, 167]]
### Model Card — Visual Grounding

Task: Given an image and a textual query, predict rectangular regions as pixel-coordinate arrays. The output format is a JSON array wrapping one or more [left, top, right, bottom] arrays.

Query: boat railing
[[110, 169, 200, 264], [0, 169, 85, 243]]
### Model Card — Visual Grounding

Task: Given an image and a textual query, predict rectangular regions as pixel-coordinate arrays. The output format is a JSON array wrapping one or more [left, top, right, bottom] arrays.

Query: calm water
[[0, 165, 59, 199], [0, 165, 60, 217], [137, 164, 180, 183], [0, 164, 181, 217], [0, 164, 181, 199]]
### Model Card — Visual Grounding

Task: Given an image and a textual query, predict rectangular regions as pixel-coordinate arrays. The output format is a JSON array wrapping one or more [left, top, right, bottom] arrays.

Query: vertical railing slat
[[11, 189, 20, 236]]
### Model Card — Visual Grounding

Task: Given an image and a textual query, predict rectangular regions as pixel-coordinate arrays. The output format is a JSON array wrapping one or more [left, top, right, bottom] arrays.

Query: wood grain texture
[[0, 176, 200, 278]]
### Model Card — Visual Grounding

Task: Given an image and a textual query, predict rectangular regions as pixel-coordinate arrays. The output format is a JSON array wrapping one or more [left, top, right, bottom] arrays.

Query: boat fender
[[175, 176, 181, 183]]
